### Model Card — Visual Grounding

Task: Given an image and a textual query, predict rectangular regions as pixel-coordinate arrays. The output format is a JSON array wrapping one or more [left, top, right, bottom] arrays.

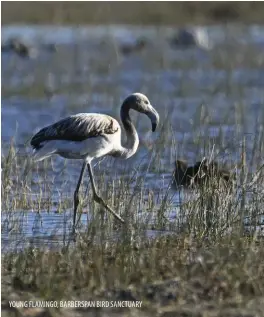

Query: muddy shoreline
[[2, 2, 264, 26]]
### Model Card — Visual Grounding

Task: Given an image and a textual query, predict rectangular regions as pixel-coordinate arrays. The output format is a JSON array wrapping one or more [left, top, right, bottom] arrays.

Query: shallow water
[[2, 207, 264, 252], [1, 209, 179, 253], [2, 24, 264, 251]]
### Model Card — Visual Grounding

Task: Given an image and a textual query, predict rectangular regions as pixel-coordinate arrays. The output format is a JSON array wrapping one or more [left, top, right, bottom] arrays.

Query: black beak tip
[[152, 122, 157, 132]]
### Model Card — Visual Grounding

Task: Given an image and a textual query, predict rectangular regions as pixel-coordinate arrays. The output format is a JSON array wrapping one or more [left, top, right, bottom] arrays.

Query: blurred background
[[2, 2, 264, 249], [2, 2, 264, 25]]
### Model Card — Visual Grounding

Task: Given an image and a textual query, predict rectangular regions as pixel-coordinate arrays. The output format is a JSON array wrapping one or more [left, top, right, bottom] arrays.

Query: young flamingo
[[31, 93, 159, 231]]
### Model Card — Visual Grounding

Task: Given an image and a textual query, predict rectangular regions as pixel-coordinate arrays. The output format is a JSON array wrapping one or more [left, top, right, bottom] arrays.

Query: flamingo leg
[[87, 163, 125, 223], [73, 162, 86, 232]]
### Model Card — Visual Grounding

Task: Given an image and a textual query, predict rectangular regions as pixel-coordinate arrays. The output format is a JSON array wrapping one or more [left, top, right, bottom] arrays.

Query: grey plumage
[[31, 113, 119, 150]]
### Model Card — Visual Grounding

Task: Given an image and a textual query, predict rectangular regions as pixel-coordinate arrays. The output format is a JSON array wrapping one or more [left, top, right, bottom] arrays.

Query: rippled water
[[2, 24, 264, 251]]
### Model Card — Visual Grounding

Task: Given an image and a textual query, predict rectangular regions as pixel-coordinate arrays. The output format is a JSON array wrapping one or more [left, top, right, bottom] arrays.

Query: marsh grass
[[2, 233, 264, 316], [2, 124, 264, 316]]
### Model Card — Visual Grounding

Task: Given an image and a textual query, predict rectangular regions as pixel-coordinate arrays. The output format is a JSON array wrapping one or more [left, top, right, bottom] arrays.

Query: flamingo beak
[[146, 106, 159, 132]]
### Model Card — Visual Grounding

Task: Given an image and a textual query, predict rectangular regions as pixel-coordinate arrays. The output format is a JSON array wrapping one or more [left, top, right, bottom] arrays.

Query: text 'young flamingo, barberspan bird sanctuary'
[[30, 93, 160, 232]]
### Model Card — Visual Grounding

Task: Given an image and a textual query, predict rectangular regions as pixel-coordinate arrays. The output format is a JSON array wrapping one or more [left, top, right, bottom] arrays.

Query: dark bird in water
[[1, 38, 57, 58], [174, 159, 234, 188], [1, 38, 37, 58], [169, 28, 211, 49], [120, 38, 147, 55], [200, 159, 235, 183], [30, 93, 159, 233], [173, 160, 205, 187]]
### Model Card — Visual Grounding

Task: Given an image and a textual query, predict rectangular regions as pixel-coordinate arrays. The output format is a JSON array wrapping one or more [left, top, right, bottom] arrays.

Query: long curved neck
[[118, 103, 139, 159]]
